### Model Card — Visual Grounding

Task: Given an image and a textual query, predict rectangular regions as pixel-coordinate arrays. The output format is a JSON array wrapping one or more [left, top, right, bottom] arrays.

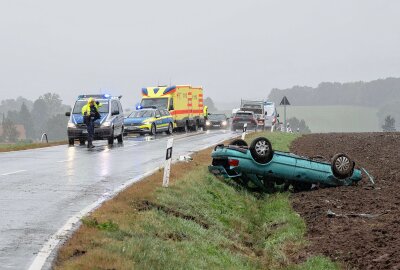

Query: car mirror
[[65, 112, 71, 117], [276, 113, 280, 117], [169, 105, 174, 110], [111, 110, 119, 116], [156, 114, 161, 118]]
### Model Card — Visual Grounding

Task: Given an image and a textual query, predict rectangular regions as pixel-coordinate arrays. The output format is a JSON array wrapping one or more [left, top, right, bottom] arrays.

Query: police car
[[123, 107, 174, 135], [65, 94, 124, 145]]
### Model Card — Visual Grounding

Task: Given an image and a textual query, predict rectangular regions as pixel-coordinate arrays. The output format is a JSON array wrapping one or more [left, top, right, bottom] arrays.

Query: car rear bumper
[[67, 127, 113, 140]]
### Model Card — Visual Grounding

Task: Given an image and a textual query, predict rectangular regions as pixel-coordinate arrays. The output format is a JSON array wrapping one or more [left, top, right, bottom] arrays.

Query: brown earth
[[290, 133, 400, 270]]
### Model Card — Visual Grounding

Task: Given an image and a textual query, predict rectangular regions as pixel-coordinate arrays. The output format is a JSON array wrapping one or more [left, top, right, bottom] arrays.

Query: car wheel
[[117, 128, 123, 143], [150, 124, 156, 135], [184, 122, 189, 133], [68, 138, 74, 146], [166, 123, 173, 135], [108, 128, 114, 145], [79, 138, 85, 146], [331, 153, 354, 179], [192, 121, 199, 132], [250, 137, 273, 164], [229, 139, 248, 147]]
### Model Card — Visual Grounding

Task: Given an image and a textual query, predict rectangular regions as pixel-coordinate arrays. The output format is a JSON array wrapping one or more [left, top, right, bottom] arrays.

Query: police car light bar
[[78, 94, 115, 99]]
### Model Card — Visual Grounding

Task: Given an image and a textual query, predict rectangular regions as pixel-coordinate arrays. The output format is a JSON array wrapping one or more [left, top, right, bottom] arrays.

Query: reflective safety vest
[[203, 106, 208, 117], [81, 100, 101, 116]]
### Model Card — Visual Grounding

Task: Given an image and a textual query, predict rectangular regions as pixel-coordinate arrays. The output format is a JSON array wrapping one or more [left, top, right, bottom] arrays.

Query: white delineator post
[[163, 138, 174, 187], [241, 123, 247, 140]]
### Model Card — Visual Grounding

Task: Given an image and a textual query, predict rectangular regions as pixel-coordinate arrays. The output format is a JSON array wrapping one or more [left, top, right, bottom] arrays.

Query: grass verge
[[54, 132, 338, 270], [0, 141, 67, 152]]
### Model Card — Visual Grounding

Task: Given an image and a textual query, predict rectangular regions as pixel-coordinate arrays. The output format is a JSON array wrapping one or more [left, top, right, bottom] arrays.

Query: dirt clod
[[290, 133, 400, 269]]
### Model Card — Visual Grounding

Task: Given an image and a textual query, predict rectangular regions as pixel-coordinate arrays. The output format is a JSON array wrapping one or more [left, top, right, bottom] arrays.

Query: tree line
[[0, 93, 70, 142]]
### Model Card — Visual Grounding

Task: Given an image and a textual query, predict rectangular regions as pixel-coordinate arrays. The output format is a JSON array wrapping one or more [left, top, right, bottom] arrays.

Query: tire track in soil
[[289, 133, 400, 270]]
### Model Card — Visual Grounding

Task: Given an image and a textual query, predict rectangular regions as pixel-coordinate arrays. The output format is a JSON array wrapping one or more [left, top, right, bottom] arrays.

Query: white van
[[264, 101, 279, 129]]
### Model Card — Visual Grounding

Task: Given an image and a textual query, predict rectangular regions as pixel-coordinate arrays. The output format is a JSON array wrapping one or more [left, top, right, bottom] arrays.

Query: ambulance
[[140, 85, 205, 131]]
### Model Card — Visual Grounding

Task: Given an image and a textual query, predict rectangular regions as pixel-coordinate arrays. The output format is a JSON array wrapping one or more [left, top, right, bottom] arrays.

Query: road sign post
[[280, 96, 290, 132], [163, 138, 174, 187], [241, 123, 247, 140]]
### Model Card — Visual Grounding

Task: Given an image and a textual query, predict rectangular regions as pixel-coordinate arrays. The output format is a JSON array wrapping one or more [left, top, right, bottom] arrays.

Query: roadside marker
[[241, 123, 247, 140], [163, 138, 174, 187], [280, 96, 290, 132]]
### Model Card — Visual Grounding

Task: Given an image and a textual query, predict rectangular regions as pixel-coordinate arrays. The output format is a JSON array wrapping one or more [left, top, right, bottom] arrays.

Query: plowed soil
[[290, 133, 400, 270]]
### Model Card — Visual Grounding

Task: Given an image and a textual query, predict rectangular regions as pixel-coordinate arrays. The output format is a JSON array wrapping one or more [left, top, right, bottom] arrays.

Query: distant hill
[[268, 77, 400, 107]]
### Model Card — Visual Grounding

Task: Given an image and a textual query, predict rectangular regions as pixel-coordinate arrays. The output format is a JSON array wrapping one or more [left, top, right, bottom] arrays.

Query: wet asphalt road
[[0, 130, 237, 270]]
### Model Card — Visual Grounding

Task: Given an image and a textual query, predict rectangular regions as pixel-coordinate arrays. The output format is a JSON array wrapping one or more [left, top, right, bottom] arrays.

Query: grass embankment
[[0, 141, 66, 152], [276, 105, 380, 133], [55, 132, 337, 270]]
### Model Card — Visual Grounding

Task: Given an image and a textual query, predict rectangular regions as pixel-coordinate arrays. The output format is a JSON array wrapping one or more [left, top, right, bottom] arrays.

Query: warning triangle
[[280, 96, 290, 105]]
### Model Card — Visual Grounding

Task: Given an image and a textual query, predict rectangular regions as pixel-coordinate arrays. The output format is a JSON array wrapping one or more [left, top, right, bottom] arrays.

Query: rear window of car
[[128, 110, 154, 118], [236, 112, 253, 118]]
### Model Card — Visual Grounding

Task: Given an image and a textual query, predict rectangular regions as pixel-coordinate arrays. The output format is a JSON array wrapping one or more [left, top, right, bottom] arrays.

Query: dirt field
[[290, 133, 400, 270]]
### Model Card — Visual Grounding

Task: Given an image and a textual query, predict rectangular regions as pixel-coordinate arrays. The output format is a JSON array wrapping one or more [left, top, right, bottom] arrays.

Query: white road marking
[[28, 132, 238, 270], [1, 170, 27, 176], [56, 159, 72, 163]]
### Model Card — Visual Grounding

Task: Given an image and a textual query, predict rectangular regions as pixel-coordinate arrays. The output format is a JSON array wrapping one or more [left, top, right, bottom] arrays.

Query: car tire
[[230, 139, 248, 147], [166, 123, 173, 135], [331, 153, 354, 179], [79, 138, 85, 146], [150, 124, 156, 135], [184, 122, 189, 133], [117, 128, 123, 143], [192, 121, 199, 132], [249, 137, 273, 164], [108, 128, 114, 145], [68, 138, 74, 146]]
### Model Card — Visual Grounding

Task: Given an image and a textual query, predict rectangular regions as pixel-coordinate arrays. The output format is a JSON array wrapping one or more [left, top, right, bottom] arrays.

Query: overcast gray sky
[[0, 0, 399, 108]]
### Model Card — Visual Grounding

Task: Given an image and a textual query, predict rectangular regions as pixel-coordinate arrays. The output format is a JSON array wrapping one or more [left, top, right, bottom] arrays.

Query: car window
[[111, 101, 119, 114], [73, 100, 109, 114], [118, 101, 123, 114], [209, 114, 226, 120]]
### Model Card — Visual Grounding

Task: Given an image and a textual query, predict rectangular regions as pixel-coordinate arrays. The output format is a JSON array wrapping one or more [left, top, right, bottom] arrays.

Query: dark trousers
[[87, 118, 95, 145]]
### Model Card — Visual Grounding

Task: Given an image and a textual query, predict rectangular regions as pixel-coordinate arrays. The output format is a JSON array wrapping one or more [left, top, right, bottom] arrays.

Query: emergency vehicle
[[140, 85, 205, 131]]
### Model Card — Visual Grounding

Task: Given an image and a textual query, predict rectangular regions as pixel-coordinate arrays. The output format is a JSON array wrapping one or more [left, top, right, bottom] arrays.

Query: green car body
[[209, 138, 363, 191]]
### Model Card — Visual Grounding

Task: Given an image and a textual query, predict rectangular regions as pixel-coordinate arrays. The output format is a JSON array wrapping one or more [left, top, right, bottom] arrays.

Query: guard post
[[163, 138, 174, 187], [241, 123, 247, 140]]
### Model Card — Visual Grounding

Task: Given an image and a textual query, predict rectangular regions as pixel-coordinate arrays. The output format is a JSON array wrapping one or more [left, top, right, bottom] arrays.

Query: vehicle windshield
[[72, 99, 109, 114], [236, 113, 253, 118], [128, 110, 154, 118], [265, 106, 275, 116], [209, 114, 226, 121], [141, 98, 168, 109]]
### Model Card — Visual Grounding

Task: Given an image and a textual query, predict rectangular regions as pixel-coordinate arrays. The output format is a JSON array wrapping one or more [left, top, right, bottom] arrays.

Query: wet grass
[[0, 141, 66, 152], [55, 131, 338, 270]]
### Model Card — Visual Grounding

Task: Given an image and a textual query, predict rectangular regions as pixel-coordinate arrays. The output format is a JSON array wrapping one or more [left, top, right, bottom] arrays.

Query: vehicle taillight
[[232, 118, 239, 122], [252, 119, 257, 124], [228, 159, 239, 167]]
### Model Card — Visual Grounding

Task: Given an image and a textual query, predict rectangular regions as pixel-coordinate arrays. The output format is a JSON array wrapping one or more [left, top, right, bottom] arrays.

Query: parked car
[[66, 94, 124, 146], [206, 114, 229, 129], [231, 111, 257, 131], [124, 108, 174, 135], [264, 101, 279, 129], [209, 137, 365, 192]]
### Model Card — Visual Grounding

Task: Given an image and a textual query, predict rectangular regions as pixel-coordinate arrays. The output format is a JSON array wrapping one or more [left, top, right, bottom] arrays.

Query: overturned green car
[[209, 137, 368, 192]]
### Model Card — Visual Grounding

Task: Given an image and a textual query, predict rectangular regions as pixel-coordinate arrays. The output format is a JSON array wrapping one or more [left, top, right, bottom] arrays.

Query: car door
[[155, 110, 163, 130], [111, 101, 122, 134]]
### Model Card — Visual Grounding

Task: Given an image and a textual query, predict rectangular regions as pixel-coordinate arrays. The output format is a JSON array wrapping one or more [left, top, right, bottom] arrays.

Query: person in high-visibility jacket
[[81, 98, 101, 148], [203, 105, 208, 119]]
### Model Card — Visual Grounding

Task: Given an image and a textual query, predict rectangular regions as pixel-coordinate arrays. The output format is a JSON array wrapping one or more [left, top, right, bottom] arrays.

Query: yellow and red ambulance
[[140, 85, 205, 131]]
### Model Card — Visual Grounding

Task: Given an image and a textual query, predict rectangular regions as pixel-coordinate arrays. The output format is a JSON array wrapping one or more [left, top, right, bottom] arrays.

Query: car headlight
[[206, 121, 211, 126], [67, 122, 76, 128], [102, 121, 112, 127], [222, 121, 227, 125]]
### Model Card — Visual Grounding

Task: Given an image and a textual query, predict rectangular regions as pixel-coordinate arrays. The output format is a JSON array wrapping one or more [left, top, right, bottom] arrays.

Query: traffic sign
[[280, 96, 290, 106]]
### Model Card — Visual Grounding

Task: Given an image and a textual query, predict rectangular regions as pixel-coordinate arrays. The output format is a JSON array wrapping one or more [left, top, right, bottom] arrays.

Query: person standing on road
[[203, 105, 208, 120], [82, 98, 101, 148]]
